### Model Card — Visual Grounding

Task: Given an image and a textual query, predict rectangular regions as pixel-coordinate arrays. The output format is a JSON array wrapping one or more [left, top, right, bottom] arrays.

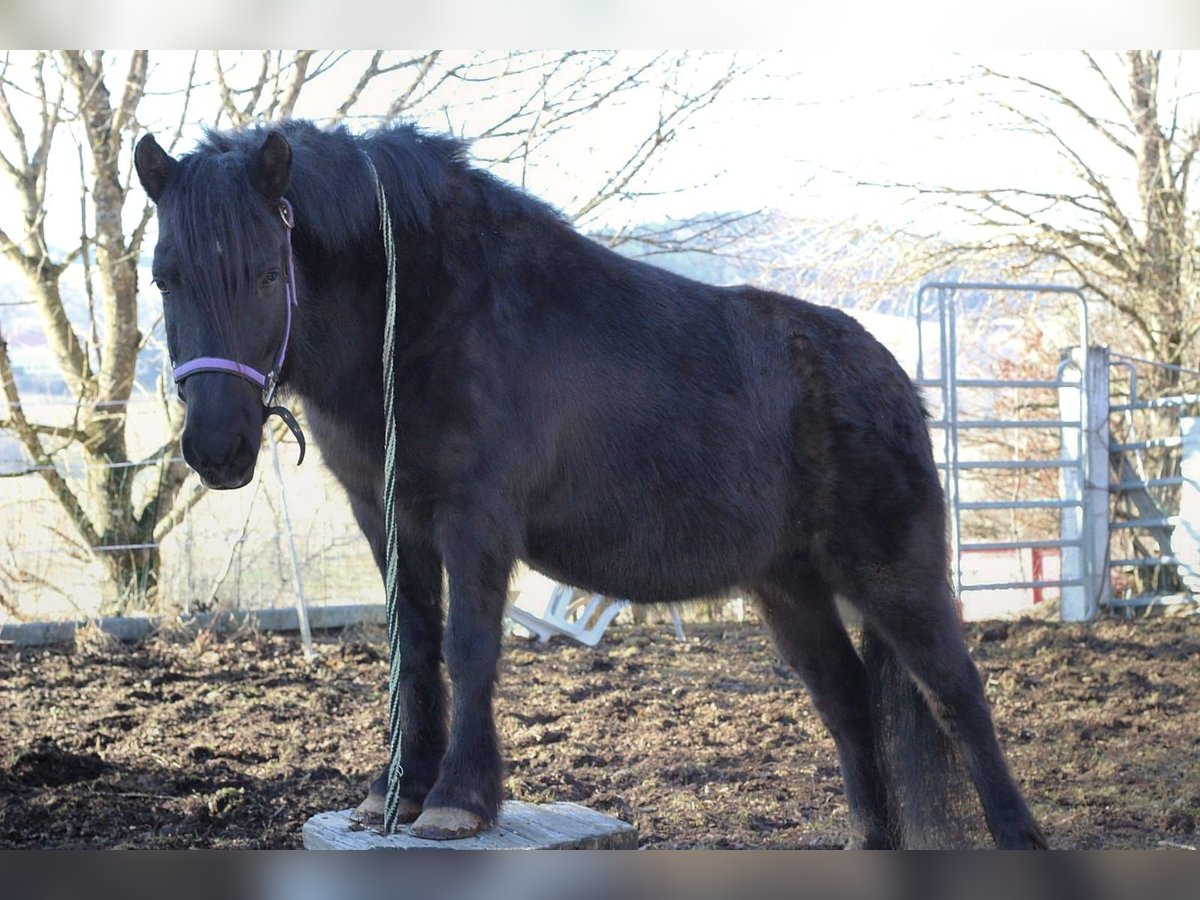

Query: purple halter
[[172, 198, 306, 463]]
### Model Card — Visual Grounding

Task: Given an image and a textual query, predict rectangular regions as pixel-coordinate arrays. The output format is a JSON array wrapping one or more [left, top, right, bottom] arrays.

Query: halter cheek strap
[[171, 198, 306, 465]]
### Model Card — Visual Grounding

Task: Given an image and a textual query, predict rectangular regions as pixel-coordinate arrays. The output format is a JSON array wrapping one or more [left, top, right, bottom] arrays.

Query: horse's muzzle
[[182, 425, 259, 490]]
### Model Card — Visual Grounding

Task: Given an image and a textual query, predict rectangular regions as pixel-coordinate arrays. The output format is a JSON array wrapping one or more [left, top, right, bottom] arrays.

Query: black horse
[[134, 120, 1046, 848]]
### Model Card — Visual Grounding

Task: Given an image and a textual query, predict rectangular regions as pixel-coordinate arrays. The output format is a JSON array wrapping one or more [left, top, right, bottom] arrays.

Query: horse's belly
[[524, 538, 745, 604], [523, 471, 786, 603]]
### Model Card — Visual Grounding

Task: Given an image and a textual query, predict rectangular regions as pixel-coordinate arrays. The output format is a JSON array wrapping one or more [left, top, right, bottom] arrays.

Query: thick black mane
[[201, 121, 453, 243], [155, 134, 282, 337], [194, 120, 565, 247]]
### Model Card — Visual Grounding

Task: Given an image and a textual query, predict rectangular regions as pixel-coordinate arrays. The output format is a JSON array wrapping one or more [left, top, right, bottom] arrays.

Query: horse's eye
[[152, 278, 171, 296], [260, 270, 280, 289]]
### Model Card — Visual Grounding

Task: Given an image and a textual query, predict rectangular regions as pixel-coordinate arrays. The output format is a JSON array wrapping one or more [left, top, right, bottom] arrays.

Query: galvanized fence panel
[[1105, 353, 1200, 611], [914, 282, 1102, 620]]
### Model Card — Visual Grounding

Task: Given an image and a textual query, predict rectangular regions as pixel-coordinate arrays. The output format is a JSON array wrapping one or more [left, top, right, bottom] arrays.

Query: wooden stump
[[303, 801, 638, 850]]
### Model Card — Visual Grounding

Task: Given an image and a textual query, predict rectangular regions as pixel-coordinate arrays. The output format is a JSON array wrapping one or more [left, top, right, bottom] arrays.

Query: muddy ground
[[1, 615, 1197, 849]]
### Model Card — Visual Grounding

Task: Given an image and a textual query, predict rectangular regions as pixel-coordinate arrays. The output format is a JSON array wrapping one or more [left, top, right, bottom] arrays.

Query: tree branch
[[109, 50, 147, 158], [570, 56, 747, 224], [276, 50, 316, 120], [0, 327, 99, 547], [980, 62, 1136, 159]]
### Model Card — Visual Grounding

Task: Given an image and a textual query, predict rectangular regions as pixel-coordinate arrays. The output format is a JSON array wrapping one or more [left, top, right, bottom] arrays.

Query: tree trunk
[[99, 543, 161, 613]]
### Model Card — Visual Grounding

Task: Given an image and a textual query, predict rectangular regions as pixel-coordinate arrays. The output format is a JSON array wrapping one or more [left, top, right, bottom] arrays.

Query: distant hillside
[[0, 220, 1061, 402], [0, 258, 168, 397], [614, 215, 926, 316]]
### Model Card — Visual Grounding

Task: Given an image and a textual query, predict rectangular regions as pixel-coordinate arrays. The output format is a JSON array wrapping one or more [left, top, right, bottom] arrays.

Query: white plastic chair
[[507, 577, 629, 647]]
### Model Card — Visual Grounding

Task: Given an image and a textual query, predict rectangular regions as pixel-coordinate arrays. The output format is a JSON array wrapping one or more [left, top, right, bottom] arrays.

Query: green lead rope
[[364, 154, 405, 834]]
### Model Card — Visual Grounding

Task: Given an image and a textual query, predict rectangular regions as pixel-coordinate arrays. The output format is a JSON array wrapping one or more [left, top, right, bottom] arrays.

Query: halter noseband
[[171, 198, 306, 464]]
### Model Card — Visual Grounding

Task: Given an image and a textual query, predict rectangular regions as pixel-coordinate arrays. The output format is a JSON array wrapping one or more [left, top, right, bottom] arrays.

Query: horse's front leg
[[346, 494, 447, 827], [408, 503, 513, 840]]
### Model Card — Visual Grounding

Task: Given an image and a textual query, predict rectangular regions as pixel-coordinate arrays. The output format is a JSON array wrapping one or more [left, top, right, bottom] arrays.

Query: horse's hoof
[[350, 793, 422, 828], [409, 806, 486, 840], [997, 826, 1049, 850]]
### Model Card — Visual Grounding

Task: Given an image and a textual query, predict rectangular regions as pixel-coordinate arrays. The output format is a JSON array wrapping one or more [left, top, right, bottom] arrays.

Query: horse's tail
[[861, 623, 979, 848]]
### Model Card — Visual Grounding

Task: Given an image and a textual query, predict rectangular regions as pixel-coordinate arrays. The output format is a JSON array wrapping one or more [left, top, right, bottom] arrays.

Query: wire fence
[[0, 396, 378, 623]]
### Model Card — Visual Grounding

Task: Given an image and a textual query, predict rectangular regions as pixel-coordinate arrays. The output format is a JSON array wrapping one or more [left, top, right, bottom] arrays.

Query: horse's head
[[136, 130, 298, 489]]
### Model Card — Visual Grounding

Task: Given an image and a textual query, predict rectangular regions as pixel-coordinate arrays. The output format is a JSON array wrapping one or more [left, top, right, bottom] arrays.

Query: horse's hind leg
[[755, 571, 893, 848], [853, 561, 1047, 849]]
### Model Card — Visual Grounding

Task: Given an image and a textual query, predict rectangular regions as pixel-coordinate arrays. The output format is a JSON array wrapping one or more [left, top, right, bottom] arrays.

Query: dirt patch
[[1, 617, 1197, 848]]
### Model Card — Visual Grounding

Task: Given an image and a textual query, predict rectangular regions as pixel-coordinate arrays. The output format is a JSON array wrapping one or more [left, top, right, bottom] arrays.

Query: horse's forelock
[[160, 148, 278, 358]]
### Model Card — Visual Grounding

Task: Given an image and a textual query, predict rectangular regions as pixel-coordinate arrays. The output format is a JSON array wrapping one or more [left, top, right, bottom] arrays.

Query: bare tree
[[207, 50, 762, 251], [0, 51, 191, 610], [886, 52, 1199, 377], [874, 52, 1200, 595]]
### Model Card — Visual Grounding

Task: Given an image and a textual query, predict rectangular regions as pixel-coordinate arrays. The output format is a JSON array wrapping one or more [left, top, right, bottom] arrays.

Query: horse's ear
[[134, 134, 176, 203], [249, 131, 292, 204]]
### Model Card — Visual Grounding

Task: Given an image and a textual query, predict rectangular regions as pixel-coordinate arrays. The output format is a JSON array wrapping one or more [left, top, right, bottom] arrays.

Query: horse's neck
[[288, 229, 442, 405]]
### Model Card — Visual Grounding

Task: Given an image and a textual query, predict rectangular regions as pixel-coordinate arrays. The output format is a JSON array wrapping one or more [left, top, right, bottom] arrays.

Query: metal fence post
[[1172, 416, 1200, 594], [1084, 346, 1112, 616], [1059, 346, 1109, 621], [1058, 352, 1086, 620]]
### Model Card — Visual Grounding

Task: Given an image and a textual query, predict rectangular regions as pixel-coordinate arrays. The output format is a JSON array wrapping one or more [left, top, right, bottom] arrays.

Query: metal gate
[[1106, 353, 1200, 609], [912, 282, 1104, 620]]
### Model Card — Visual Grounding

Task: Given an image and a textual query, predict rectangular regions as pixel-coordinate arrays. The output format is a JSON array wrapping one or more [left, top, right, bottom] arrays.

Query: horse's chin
[[199, 466, 256, 491]]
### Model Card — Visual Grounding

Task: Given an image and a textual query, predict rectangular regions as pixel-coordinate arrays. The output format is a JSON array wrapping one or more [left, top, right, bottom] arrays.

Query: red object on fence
[[1031, 548, 1046, 604]]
